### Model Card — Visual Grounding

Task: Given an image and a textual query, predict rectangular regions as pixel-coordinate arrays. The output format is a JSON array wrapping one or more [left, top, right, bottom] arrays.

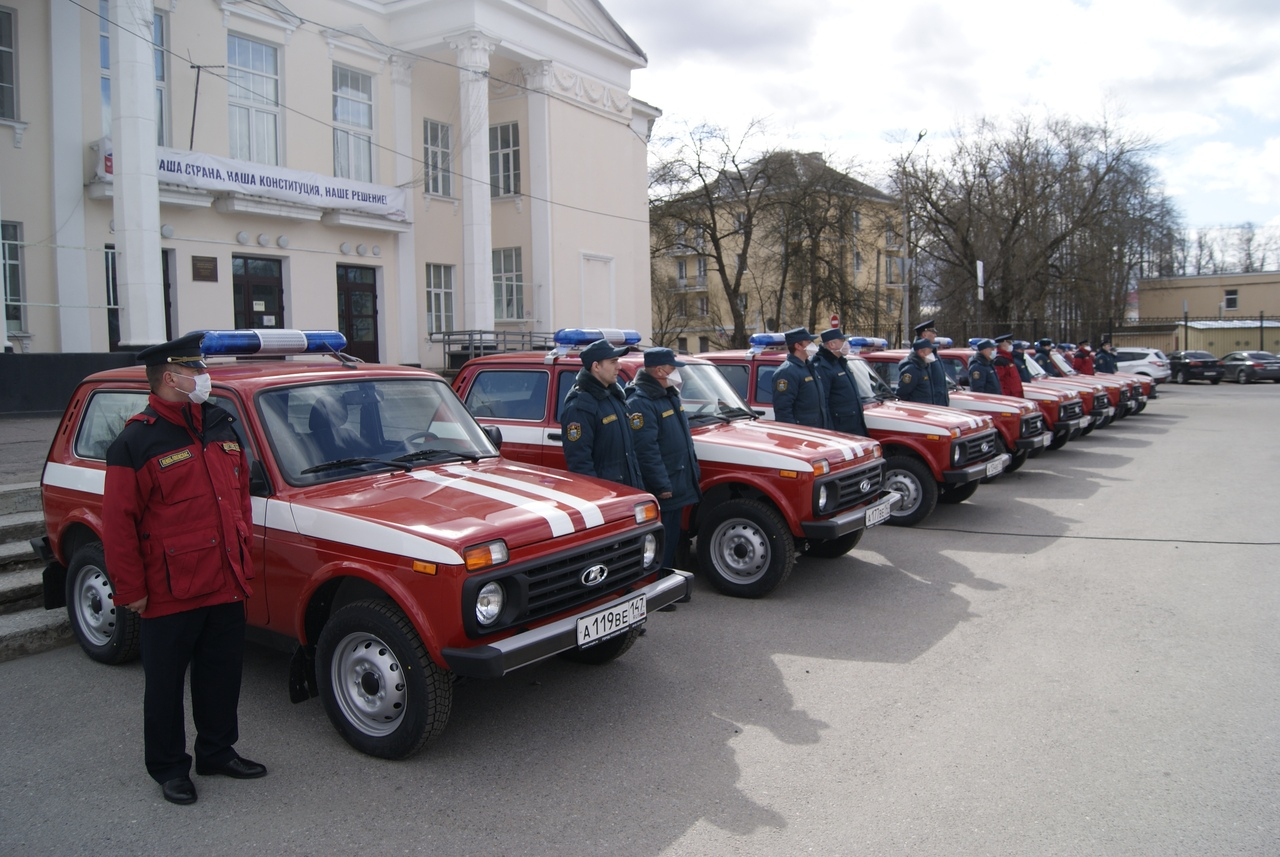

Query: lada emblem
[[859, 479, 871, 493], [581, 564, 609, 586], [980, 441, 990, 453]]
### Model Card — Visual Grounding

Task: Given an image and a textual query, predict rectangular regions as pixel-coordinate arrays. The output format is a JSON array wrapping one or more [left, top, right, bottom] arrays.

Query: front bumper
[[441, 571, 692, 679], [1053, 416, 1087, 442], [1015, 432, 1052, 451], [943, 452, 1012, 484], [801, 490, 904, 539]]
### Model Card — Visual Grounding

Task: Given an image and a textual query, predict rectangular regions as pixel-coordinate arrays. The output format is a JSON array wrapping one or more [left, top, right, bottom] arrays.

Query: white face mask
[[925, 353, 937, 364], [804, 343, 819, 359], [666, 370, 683, 389], [176, 371, 212, 404]]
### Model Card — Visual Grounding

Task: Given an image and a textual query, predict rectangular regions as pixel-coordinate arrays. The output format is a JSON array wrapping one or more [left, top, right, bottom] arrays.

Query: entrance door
[[232, 256, 284, 329], [337, 264, 379, 363]]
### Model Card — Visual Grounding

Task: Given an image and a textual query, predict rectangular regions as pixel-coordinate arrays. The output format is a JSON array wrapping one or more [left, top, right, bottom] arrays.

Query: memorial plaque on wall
[[191, 256, 218, 282]]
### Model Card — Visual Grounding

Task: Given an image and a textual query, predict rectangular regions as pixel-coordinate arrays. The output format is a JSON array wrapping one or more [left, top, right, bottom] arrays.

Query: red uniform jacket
[[103, 396, 254, 618], [1072, 352, 1095, 374], [992, 355, 1025, 397]]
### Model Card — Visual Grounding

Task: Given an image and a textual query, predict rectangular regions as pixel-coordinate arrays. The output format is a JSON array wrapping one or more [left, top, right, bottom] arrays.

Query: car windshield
[[676, 363, 758, 421], [1246, 352, 1275, 360], [1020, 352, 1048, 378], [1186, 352, 1216, 360], [1050, 352, 1078, 375], [257, 377, 499, 485], [845, 358, 893, 402]]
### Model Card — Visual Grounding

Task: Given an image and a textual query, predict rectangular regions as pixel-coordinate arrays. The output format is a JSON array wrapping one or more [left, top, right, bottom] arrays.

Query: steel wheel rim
[[73, 564, 117, 647], [709, 519, 770, 584], [884, 469, 922, 515], [331, 632, 407, 737]]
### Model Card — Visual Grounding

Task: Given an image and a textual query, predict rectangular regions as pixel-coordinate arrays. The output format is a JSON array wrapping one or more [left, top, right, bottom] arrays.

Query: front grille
[[1091, 395, 1110, 414], [819, 461, 884, 513], [954, 430, 999, 466], [465, 532, 653, 637], [1059, 400, 1083, 421], [1020, 414, 1044, 437]]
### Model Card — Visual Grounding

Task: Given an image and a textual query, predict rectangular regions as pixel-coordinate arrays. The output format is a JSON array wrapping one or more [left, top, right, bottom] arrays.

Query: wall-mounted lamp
[[356, 244, 368, 256], [257, 233, 270, 246], [236, 231, 250, 244], [339, 242, 352, 255], [160, 224, 174, 239], [276, 236, 289, 249], [372, 245, 381, 257]]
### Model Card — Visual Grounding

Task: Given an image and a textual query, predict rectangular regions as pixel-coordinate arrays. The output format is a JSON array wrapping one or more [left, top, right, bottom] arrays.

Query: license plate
[[577, 594, 646, 648], [1037, 433, 1051, 447], [986, 458, 1005, 478], [865, 499, 891, 528], [1206, 372, 1221, 376]]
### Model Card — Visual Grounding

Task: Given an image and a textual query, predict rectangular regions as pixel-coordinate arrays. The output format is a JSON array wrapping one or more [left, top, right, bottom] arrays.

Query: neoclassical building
[[0, 0, 658, 365]]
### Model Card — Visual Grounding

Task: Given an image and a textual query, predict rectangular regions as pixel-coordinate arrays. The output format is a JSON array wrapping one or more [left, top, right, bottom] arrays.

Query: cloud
[[611, 0, 828, 65]]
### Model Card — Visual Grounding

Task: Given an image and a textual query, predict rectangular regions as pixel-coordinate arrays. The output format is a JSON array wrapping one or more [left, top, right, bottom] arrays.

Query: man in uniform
[[1011, 340, 1034, 382], [896, 339, 939, 404], [968, 338, 1003, 394], [912, 319, 950, 405], [1094, 338, 1119, 374], [103, 332, 265, 806], [812, 328, 868, 436], [1073, 340, 1096, 374], [992, 334, 1025, 397], [626, 348, 701, 569], [772, 327, 831, 428], [561, 338, 643, 489], [1033, 338, 1063, 376]]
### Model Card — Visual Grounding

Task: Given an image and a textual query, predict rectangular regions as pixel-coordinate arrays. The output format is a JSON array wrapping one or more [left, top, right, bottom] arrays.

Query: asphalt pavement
[[1, 383, 1277, 856]]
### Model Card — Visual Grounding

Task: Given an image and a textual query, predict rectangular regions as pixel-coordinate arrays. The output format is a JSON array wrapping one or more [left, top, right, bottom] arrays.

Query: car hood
[[690, 419, 878, 470], [271, 460, 647, 565], [1020, 383, 1076, 404], [948, 391, 1038, 416], [864, 400, 992, 435]]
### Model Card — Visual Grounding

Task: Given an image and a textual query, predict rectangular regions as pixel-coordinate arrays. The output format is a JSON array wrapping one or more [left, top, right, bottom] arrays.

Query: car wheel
[[802, 529, 864, 559], [1237, 368, 1251, 384], [65, 542, 141, 665], [560, 626, 641, 665], [882, 456, 938, 527], [1176, 369, 1188, 384], [938, 479, 981, 505], [1047, 430, 1070, 450], [317, 599, 452, 759], [694, 498, 795, 598]]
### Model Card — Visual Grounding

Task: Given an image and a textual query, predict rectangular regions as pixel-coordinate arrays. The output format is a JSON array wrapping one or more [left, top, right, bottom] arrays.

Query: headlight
[[817, 483, 830, 513], [634, 501, 659, 524], [642, 533, 659, 568], [476, 581, 504, 625], [464, 540, 509, 571], [814, 458, 830, 475], [952, 443, 963, 465]]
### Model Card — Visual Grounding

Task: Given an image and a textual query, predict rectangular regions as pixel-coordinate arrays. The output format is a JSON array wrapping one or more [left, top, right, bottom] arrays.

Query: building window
[[886, 257, 899, 284], [104, 243, 120, 349], [98, 3, 166, 144], [676, 259, 687, 286], [227, 34, 280, 165], [854, 251, 863, 273], [697, 296, 709, 316], [675, 297, 687, 318], [0, 9, 16, 120], [698, 336, 710, 352], [493, 248, 523, 320], [423, 119, 452, 197], [2, 222, 22, 334], [676, 336, 688, 352], [489, 122, 520, 197], [1224, 289, 1238, 311], [851, 211, 861, 232], [333, 66, 372, 181], [696, 256, 708, 287], [426, 264, 454, 334]]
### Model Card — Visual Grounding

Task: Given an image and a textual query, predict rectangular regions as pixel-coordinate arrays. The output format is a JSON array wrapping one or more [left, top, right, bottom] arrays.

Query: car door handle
[[547, 432, 561, 441]]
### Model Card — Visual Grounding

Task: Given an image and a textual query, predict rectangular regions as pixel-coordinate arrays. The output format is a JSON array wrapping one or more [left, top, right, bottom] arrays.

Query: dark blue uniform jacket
[[772, 354, 832, 428], [812, 347, 869, 436], [968, 353, 1003, 394], [561, 369, 643, 489], [625, 370, 702, 510], [896, 353, 939, 405]]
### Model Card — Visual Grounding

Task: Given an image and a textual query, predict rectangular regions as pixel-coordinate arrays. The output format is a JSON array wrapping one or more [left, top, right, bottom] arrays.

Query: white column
[[110, 0, 165, 348], [390, 56, 420, 364], [521, 61, 554, 334], [448, 31, 497, 332], [50, 1, 92, 351]]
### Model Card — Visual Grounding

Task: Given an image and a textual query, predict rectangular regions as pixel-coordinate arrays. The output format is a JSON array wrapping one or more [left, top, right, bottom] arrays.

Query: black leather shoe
[[161, 776, 197, 805], [196, 756, 267, 779]]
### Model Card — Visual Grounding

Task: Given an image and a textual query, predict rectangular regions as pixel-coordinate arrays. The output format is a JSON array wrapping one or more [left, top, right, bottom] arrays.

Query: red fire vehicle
[[857, 348, 1052, 472], [451, 329, 902, 599], [1043, 349, 1151, 414], [698, 334, 1009, 527], [934, 348, 1088, 450], [34, 330, 689, 759]]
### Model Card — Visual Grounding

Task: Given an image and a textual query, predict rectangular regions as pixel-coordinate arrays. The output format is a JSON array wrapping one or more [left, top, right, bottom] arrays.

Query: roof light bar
[[552, 328, 642, 347], [847, 336, 888, 348], [747, 332, 787, 355], [934, 336, 954, 348], [196, 329, 348, 357]]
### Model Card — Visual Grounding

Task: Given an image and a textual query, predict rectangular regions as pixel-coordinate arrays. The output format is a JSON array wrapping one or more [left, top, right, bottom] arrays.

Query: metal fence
[[436, 330, 557, 370]]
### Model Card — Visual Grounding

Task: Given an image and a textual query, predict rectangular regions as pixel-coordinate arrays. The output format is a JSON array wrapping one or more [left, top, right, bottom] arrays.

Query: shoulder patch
[[901, 373, 913, 384], [775, 378, 789, 392], [566, 422, 582, 442], [629, 413, 644, 430], [157, 448, 193, 469], [971, 369, 982, 380]]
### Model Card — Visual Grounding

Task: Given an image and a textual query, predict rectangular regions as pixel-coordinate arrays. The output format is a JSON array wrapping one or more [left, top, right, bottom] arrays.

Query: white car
[[1113, 347, 1172, 383]]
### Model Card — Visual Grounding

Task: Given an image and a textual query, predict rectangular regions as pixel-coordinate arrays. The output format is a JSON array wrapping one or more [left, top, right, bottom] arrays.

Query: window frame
[[423, 119, 453, 197], [0, 6, 17, 121], [1224, 289, 1239, 311], [492, 247, 524, 321], [426, 263, 455, 335], [227, 33, 281, 166], [332, 64, 373, 182], [2, 221, 23, 334], [489, 121, 520, 198]]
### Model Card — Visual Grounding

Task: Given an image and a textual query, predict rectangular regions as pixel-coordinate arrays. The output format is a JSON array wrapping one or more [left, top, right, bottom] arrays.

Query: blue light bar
[[749, 333, 786, 347], [553, 328, 642, 348], [967, 337, 984, 348], [934, 336, 954, 347], [1014, 340, 1031, 349], [847, 336, 888, 348], [196, 329, 348, 357]]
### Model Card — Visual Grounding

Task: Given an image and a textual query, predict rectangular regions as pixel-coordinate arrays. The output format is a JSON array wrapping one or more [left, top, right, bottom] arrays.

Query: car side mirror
[[482, 424, 503, 450], [248, 459, 270, 497]]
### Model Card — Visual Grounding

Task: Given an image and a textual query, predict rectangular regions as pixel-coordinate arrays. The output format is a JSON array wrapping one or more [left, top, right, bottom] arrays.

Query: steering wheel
[[402, 430, 439, 448]]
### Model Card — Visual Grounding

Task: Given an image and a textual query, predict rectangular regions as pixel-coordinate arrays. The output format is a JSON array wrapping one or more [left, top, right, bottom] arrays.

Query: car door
[[458, 366, 553, 467]]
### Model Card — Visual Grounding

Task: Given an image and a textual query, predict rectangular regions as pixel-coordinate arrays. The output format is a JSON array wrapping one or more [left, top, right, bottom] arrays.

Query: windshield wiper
[[719, 405, 757, 420], [301, 457, 413, 475], [688, 411, 730, 425], [391, 448, 482, 465]]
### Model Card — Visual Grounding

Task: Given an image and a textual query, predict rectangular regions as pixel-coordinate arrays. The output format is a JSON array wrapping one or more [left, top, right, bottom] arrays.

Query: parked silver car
[[1113, 347, 1172, 383], [1222, 351, 1280, 383]]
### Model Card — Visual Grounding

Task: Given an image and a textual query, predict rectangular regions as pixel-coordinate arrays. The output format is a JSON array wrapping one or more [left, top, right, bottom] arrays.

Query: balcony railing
[[435, 329, 556, 370]]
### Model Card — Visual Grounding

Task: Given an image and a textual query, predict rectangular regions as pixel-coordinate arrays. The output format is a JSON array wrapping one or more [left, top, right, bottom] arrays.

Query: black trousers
[[139, 601, 246, 783]]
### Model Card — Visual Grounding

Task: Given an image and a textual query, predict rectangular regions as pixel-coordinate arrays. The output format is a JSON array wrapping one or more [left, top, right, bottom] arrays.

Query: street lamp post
[[899, 129, 926, 347]]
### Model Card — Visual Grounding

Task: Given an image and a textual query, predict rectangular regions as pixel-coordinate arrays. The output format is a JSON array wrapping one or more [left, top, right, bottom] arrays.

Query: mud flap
[[288, 644, 319, 703]]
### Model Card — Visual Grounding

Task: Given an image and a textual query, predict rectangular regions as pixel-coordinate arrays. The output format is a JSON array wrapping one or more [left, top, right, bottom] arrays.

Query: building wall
[[1139, 271, 1280, 318], [0, 0, 654, 366]]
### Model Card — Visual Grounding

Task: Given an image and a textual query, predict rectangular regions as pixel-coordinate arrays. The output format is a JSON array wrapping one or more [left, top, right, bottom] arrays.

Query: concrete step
[[0, 539, 41, 572], [0, 567, 42, 615], [0, 606, 72, 664], [0, 510, 44, 544], [0, 482, 42, 515]]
